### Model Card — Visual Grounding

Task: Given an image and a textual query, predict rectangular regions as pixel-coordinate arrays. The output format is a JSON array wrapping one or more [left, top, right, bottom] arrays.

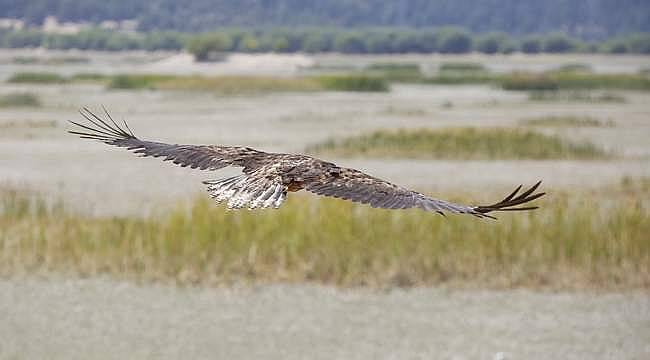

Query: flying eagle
[[69, 108, 544, 219]]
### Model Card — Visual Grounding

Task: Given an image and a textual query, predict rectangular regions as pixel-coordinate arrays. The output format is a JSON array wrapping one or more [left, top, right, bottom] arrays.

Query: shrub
[[543, 33, 577, 53]]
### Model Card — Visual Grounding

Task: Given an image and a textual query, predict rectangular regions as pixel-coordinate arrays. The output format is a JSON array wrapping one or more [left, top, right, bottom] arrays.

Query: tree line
[[1, 28, 649, 57], [3, 0, 649, 37]]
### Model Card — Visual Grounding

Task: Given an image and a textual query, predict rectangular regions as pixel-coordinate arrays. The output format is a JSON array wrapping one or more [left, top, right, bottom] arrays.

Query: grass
[[307, 127, 611, 160], [157, 75, 323, 94], [3, 70, 388, 94], [501, 72, 650, 91], [107, 74, 178, 90], [1, 182, 648, 289], [500, 73, 560, 91], [528, 91, 626, 103], [70, 73, 110, 82], [106, 74, 388, 93], [316, 75, 389, 92], [7, 72, 69, 84], [365, 63, 423, 82], [552, 63, 593, 73], [520, 115, 615, 128], [8, 69, 647, 93], [424, 73, 494, 85], [0, 92, 41, 107], [418, 69, 650, 91]]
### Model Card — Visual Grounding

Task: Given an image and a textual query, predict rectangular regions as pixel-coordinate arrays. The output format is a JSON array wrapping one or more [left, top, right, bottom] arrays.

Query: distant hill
[[2, 0, 649, 38]]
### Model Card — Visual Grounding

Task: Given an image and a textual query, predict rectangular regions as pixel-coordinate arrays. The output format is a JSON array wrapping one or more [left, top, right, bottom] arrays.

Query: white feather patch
[[205, 175, 287, 210]]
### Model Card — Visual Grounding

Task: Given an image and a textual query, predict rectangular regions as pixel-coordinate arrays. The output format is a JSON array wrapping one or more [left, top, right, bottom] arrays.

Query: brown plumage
[[69, 107, 545, 218]]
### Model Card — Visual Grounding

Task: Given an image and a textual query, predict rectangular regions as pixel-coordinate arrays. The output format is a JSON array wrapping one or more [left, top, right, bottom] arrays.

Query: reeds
[[106, 74, 387, 93], [1, 183, 647, 289], [307, 127, 611, 160], [501, 72, 650, 91], [520, 115, 615, 128]]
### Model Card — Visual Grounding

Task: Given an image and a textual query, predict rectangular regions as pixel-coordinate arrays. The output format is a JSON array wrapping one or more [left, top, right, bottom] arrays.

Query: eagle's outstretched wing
[[302, 164, 544, 219], [70, 108, 544, 218], [69, 107, 266, 172]]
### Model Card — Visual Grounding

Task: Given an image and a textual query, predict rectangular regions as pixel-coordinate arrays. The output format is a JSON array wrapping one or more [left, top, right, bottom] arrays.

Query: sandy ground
[[0, 278, 648, 360], [1, 50, 649, 78]]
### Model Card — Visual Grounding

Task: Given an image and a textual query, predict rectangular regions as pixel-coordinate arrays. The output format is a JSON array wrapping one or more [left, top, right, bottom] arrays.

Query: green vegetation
[[10, 55, 90, 65], [317, 75, 389, 92], [385, 67, 650, 91], [424, 62, 493, 85], [7, 1, 649, 37], [3, 70, 388, 94], [6, 68, 647, 96], [553, 63, 593, 73], [105, 74, 387, 93], [1, 26, 650, 55], [1, 183, 648, 289], [520, 116, 615, 128], [187, 33, 232, 62], [157, 76, 323, 94], [439, 62, 487, 73], [7, 72, 68, 84], [107, 74, 177, 90], [365, 63, 422, 82], [500, 74, 560, 91], [0, 92, 41, 107], [0, 28, 186, 51], [70, 73, 110, 81], [307, 127, 610, 160], [500, 72, 650, 91]]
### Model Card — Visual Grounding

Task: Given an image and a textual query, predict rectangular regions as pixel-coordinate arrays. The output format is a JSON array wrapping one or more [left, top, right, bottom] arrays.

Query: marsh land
[[1, 49, 648, 359]]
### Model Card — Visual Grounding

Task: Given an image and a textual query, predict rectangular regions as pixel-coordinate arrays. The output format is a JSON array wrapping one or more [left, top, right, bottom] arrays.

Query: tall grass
[[7, 72, 69, 84], [0, 92, 41, 107], [106, 74, 387, 93], [501, 72, 650, 91], [107, 74, 178, 90], [420, 69, 649, 90], [158, 75, 323, 94], [307, 127, 611, 160], [316, 75, 389, 92], [439, 62, 487, 73], [552, 63, 593, 73], [365, 63, 423, 82], [1, 184, 647, 289], [70, 73, 111, 82], [520, 115, 615, 128]]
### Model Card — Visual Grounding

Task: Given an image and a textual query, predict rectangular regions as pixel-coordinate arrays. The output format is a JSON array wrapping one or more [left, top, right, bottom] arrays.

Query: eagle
[[69, 108, 544, 219]]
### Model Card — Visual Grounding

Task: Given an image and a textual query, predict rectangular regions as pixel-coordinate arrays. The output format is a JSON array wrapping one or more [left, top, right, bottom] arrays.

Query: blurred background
[[0, 1, 649, 359]]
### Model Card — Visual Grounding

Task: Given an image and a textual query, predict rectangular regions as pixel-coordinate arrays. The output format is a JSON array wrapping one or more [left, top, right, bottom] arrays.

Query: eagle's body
[[70, 108, 544, 218]]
